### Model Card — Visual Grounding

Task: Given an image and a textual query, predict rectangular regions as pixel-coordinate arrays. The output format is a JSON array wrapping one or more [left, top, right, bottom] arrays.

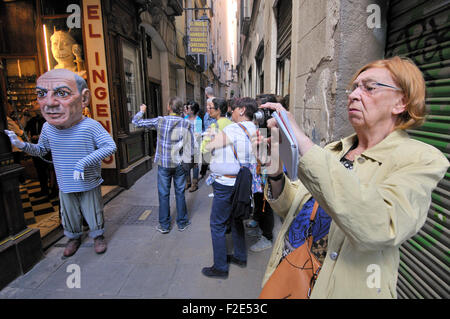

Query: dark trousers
[[200, 163, 208, 176], [253, 192, 274, 241], [210, 181, 246, 272]]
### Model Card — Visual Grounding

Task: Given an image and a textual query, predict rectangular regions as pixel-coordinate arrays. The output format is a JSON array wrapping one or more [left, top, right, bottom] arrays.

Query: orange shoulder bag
[[259, 200, 321, 299]]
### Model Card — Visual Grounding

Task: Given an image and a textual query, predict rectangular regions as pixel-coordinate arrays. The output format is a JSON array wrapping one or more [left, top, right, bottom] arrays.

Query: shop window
[[122, 41, 143, 132], [276, 59, 285, 96], [40, 17, 86, 79], [3, 57, 38, 121]]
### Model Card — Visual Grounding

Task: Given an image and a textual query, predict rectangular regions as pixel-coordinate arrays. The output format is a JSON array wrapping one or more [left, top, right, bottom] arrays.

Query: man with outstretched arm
[[4, 68, 116, 258]]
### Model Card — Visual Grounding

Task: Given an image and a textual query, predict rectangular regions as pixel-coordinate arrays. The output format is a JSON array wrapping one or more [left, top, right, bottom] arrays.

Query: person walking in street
[[200, 98, 233, 154], [201, 97, 258, 279], [4, 68, 117, 258], [200, 87, 217, 179], [184, 101, 202, 192], [246, 94, 279, 252], [132, 97, 194, 233]]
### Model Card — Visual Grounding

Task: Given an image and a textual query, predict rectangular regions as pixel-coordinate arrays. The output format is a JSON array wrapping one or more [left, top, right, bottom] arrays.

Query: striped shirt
[[21, 117, 116, 193], [132, 111, 194, 168]]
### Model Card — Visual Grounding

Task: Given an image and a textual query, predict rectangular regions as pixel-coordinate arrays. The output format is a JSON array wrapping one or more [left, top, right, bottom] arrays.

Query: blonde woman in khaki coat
[[259, 57, 448, 298]]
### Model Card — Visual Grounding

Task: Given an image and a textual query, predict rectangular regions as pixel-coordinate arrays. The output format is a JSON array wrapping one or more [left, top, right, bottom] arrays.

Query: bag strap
[[305, 199, 319, 243], [230, 123, 252, 166], [310, 200, 319, 222], [237, 123, 252, 140]]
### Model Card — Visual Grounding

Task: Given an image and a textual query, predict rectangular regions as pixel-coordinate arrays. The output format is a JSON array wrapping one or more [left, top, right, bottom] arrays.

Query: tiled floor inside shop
[[20, 179, 61, 238]]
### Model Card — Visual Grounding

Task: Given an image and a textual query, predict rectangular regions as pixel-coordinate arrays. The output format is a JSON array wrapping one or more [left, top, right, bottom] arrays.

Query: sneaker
[[227, 255, 247, 268], [63, 238, 81, 257], [246, 227, 262, 237], [94, 235, 107, 254], [250, 236, 273, 252], [156, 225, 170, 234], [201, 266, 228, 279], [245, 219, 258, 228], [178, 221, 191, 232]]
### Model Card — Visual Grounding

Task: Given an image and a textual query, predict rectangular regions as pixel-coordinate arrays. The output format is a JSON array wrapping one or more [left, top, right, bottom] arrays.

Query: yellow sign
[[188, 19, 209, 55]]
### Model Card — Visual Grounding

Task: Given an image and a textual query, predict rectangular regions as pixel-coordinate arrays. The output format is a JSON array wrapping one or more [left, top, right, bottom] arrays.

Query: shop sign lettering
[[83, 0, 115, 168]]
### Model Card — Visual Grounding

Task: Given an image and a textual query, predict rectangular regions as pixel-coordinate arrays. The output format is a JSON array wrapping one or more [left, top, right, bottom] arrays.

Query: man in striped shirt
[[132, 97, 194, 234], [5, 69, 116, 258]]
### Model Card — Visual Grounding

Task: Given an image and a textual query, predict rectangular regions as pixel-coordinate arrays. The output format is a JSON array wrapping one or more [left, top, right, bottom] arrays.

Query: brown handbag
[[259, 200, 321, 299]]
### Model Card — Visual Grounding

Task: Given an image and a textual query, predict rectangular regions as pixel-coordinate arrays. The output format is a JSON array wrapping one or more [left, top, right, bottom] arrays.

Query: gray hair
[[74, 73, 88, 93], [205, 86, 214, 97], [169, 96, 184, 115]]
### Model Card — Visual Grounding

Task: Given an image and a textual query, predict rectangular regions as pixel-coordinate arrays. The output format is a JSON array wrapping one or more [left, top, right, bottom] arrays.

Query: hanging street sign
[[188, 19, 209, 54]]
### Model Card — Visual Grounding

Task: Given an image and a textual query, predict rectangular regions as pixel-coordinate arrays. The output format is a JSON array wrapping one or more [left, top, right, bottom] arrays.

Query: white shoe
[[208, 193, 214, 198], [250, 236, 272, 252]]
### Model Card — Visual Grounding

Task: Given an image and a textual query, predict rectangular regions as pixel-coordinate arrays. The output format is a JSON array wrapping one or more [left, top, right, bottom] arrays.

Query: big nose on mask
[[43, 105, 63, 114]]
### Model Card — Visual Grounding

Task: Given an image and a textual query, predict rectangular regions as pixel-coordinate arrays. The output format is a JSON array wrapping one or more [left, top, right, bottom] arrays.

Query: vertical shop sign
[[82, 0, 116, 168]]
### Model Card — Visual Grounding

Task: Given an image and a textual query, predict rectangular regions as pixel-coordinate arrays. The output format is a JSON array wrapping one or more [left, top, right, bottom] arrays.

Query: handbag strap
[[310, 200, 319, 222], [305, 199, 320, 243], [230, 123, 252, 166]]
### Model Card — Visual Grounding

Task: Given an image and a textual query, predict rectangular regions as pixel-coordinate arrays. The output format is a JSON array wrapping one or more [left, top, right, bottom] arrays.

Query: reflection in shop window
[[122, 42, 143, 132]]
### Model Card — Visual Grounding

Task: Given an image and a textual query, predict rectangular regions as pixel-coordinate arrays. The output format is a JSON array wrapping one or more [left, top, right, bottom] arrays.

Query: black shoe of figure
[[227, 255, 247, 268], [201, 266, 228, 279]]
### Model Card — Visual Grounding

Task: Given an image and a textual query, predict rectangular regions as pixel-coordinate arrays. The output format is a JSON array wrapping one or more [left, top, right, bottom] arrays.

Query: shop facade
[[0, 0, 183, 289]]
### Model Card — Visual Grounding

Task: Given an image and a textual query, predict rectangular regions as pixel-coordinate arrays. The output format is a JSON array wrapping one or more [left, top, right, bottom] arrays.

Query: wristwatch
[[268, 172, 284, 181]]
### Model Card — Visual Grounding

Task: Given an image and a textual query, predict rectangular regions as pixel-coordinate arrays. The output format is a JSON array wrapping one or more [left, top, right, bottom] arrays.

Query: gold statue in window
[[50, 30, 87, 79]]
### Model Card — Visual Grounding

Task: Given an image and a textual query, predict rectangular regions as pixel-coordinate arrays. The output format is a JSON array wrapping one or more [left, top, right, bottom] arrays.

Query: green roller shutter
[[385, 0, 450, 299]]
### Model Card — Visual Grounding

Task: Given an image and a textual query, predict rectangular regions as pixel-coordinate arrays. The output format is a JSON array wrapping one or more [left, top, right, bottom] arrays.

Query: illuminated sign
[[188, 20, 209, 54], [83, 0, 116, 168]]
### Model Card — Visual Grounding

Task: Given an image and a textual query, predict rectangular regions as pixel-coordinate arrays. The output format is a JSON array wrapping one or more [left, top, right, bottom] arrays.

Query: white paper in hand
[[272, 111, 298, 181]]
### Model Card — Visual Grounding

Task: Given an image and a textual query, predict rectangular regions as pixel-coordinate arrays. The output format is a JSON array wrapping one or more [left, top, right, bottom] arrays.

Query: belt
[[223, 174, 237, 178]]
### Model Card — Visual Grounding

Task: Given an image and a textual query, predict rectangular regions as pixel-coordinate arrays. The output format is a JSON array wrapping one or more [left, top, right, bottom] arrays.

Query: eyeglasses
[[346, 81, 402, 96]]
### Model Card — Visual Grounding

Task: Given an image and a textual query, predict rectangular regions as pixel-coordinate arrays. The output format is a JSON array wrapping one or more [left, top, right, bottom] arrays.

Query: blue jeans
[[210, 181, 247, 272], [185, 164, 199, 181], [157, 165, 189, 230], [192, 164, 199, 180]]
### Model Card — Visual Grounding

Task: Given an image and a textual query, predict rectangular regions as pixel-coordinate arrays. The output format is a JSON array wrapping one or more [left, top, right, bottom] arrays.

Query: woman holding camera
[[202, 97, 259, 279], [259, 57, 448, 298]]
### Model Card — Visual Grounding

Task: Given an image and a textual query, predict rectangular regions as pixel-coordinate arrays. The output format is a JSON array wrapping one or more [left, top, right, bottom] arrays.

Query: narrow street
[[0, 166, 279, 299]]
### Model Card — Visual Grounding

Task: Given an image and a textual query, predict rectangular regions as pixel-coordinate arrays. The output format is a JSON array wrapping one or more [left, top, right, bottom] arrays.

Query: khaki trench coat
[[263, 130, 448, 298]]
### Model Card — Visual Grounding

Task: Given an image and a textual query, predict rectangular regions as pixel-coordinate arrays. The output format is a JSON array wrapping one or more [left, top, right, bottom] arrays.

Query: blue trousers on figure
[[210, 181, 247, 272]]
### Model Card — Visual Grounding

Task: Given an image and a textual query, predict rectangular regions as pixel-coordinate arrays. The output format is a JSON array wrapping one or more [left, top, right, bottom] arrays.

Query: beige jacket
[[263, 130, 448, 298]]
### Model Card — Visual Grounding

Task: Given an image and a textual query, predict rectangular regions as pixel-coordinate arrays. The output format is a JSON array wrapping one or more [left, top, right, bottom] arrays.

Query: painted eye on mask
[[55, 89, 71, 98], [36, 90, 47, 98]]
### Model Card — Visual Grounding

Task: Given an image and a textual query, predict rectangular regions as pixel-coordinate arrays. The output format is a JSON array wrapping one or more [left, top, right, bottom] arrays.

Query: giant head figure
[[36, 69, 90, 129]]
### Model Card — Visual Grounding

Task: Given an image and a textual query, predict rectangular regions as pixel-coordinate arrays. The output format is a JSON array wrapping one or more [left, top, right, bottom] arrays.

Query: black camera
[[254, 95, 276, 128], [253, 107, 274, 128]]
